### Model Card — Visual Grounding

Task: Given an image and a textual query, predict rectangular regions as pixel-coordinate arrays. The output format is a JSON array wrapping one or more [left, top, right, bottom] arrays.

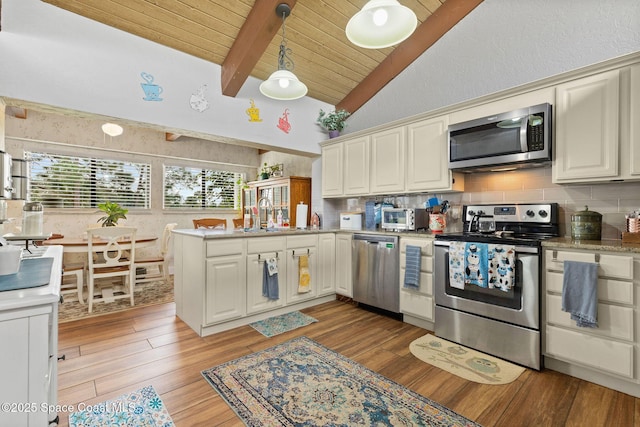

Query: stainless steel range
[[434, 203, 559, 370]]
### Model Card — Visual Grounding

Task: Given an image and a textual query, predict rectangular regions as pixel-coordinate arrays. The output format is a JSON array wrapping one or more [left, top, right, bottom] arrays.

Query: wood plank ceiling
[[42, 0, 483, 113]]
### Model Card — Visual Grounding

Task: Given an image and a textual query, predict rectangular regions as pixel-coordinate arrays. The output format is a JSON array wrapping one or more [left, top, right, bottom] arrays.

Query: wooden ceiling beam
[[221, 0, 297, 97], [7, 107, 28, 119], [165, 132, 181, 141], [337, 0, 484, 114]]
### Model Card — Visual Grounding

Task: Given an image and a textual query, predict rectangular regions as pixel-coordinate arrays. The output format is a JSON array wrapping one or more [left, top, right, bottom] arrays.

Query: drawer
[[400, 290, 433, 321], [286, 234, 317, 249], [400, 238, 433, 256], [546, 250, 633, 280], [546, 271, 634, 305], [546, 325, 634, 378], [400, 268, 433, 295], [206, 239, 244, 257], [247, 236, 286, 254], [546, 294, 634, 341], [400, 253, 433, 273]]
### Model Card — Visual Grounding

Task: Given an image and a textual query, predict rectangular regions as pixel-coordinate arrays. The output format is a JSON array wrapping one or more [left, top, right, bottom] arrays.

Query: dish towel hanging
[[403, 245, 422, 289], [487, 244, 516, 292], [262, 258, 279, 300], [463, 243, 488, 288], [448, 242, 466, 290], [562, 260, 598, 328], [298, 255, 311, 293]]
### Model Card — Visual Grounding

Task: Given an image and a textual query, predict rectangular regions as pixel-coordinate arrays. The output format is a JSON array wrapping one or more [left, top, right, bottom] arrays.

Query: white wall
[[347, 0, 640, 133], [0, 0, 332, 155]]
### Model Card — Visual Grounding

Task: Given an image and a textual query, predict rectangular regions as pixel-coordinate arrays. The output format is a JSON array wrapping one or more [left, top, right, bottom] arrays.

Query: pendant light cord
[[277, 10, 295, 71]]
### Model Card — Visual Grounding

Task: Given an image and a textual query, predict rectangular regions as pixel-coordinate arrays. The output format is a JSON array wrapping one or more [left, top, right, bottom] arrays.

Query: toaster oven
[[381, 208, 429, 231]]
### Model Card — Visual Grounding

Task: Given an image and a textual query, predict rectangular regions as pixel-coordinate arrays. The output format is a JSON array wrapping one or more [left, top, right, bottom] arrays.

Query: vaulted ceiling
[[41, 0, 482, 113]]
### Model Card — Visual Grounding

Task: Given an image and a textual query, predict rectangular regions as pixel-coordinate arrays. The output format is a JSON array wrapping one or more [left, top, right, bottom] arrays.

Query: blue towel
[[464, 243, 488, 288], [365, 201, 376, 230], [562, 260, 598, 328], [262, 259, 279, 300], [403, 245, 422, 289]]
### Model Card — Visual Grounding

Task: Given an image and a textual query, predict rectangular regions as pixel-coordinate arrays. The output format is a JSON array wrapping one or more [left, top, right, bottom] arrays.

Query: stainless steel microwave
[[448, 103, 552, 172]]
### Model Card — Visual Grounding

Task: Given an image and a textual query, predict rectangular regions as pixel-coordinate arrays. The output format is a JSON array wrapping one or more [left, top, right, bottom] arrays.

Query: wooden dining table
[[41, 235, 158, 253]]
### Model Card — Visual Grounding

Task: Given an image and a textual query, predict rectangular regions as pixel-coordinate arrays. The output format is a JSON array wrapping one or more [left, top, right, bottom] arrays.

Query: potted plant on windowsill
[[97, 201, 128, 227], [317, 109, 350, 138]]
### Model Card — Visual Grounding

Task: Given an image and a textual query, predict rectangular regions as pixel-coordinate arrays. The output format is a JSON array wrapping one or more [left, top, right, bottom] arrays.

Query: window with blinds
[[25, 151, 151, 208], [163, 165, 241, 209]]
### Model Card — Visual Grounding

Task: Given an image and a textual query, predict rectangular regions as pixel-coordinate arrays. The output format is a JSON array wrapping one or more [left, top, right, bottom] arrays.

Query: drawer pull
[[257, 253, 279, 262], [292, 248, 310, 258]]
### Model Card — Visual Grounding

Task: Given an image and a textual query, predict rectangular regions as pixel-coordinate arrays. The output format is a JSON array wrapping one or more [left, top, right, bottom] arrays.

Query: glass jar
[[22, 202, 43, 235]]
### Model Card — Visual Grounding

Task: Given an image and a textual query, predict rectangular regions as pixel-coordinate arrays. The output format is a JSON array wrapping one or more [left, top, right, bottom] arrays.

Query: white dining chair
[[61, 262, 86, 304], [134, 223, 177, 285], [86, 226, 137, 313]]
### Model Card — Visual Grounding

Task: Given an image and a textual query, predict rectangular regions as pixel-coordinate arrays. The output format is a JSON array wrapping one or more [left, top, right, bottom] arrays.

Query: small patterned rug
[[58, 279, 174, 323], [249, 311, 318, 337], [68, 385, 174, 427], [410, 334, 526, 385], [202, 336, 480, 426]]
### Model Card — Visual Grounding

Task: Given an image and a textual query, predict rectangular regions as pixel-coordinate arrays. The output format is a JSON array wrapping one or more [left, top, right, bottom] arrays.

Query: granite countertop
[[543, 237, 640, 254], [172, 228, 437, 240]]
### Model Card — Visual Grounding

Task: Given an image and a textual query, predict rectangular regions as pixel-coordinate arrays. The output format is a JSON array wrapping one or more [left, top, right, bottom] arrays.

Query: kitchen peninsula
[[172, 228, 340, 337]]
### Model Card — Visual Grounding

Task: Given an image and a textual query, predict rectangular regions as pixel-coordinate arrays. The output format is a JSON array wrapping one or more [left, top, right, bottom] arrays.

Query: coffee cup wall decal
[[246, 99, 262, 122], [277, 109, 291, 134], [140, 72, 163, 101]]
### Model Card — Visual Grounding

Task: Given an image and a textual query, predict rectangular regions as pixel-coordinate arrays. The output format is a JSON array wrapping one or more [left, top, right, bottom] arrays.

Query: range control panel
[[464, 203, 557, 224]]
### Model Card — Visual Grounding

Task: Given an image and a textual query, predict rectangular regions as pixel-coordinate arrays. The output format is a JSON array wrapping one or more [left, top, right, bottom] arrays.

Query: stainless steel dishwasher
[[352, 234, 400, 313]]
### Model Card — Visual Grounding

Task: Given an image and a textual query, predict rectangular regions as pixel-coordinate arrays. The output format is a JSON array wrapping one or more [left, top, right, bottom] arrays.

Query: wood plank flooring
[[56, 300, 639, 426]]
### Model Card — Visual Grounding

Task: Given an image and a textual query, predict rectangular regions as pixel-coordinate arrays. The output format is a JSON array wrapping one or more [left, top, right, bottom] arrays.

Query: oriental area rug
[[410, 334, 525, 385], [58, 279, 174, 323], [68, 385, 174, 427], [249, 311, 318, 337], [202, 336, 480, 427]]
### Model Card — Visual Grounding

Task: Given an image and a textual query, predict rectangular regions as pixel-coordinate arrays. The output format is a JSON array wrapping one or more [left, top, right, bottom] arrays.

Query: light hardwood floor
[[56, 300, 639, 426]]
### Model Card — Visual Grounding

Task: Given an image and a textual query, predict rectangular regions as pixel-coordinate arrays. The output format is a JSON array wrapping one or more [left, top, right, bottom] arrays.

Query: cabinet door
[[205, 254, 246, 324], [343, 136, 370, 195], [286, 247, 318, 304], [554, 70, 620, 182], [335, 234, 353, 297], [246, 252, 286, 314], [316, 233, 336, 296], [630, 64, 640, 175], [322, 144, 343, 197], [370, 127, 405, 194], [406, 116, 452, 191]]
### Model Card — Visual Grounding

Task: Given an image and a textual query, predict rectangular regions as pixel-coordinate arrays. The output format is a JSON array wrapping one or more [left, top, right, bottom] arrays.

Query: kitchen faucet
[[257, 196, 274, 228]]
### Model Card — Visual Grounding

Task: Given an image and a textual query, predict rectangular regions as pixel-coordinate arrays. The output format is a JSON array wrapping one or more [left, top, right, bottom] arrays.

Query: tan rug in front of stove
[[410, 334, 526, 385]]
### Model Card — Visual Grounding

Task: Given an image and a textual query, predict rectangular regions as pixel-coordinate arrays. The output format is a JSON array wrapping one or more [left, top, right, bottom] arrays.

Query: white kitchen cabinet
[[286, 235, 318, 304], [343, 136, 370, 195], [629, 64, 640, 175], [321, 143, 343, 197], [399, 237, 435, 329], [406, 115, 464, 193], [370, 127, 405, 194], [316, 233, 336, 296], [0, 246, 62, 427], [543, 248, 639, 397], [335, 233, 353, 297], [205, 253, 247, 324], [553, 70, 620, 182], [246, 237, 286, 315]]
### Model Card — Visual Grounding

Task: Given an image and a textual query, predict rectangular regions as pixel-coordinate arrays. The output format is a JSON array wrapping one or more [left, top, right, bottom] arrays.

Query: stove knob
[[538, 210, 548, 218], [526, 210, 535, 217], [477, 210, 485, 216], [467, 210, 475, 217]]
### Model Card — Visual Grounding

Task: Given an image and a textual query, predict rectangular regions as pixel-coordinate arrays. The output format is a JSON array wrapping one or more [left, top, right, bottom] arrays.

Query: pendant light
[[101, 123, 123, 137], [259, 4, 308, 100], [346, 0, 417, 49]]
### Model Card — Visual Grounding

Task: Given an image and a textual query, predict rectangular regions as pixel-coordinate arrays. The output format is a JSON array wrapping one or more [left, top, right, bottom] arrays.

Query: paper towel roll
[[296, 202, 308, 229]]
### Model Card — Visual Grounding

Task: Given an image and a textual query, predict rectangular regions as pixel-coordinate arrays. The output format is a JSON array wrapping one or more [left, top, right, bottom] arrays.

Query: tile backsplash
[[322, 167, 640, 240]]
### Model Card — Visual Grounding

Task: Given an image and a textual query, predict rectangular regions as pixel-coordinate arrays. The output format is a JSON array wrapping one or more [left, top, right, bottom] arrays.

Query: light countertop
[[172, 228, 437, 240], [543, 237, 640, 254]]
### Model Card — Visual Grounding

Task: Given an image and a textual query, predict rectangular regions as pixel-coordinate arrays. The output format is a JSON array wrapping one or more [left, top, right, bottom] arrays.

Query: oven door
[[434, 240, 540, 329]]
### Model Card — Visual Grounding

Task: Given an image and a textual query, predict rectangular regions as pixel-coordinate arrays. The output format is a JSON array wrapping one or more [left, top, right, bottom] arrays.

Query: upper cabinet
[[629, 64, 640, 176], [321, 115, 463, 198], [553, 70, 620, 182]]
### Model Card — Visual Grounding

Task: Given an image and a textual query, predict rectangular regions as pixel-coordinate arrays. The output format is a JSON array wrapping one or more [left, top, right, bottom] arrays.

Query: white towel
[[448, 242, 465, 290], [487, 244, 515, 292], [562, 260, 598, 328]]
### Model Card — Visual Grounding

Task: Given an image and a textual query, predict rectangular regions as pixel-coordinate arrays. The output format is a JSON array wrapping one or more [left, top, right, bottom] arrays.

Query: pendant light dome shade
[[101, 123, 123, 137], [346, 0, 417, 49], [260, 69, 308, 100]]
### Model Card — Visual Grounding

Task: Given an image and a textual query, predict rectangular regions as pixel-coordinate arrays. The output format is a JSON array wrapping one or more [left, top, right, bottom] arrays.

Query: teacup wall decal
[[140, 72, 163, 101]]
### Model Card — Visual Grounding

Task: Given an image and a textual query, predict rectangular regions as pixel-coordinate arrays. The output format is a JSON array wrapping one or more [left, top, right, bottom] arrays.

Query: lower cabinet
[[246, 237, 286, 315], [205, 254, 247, 324], [399, 237, 435, 328], [286, 235, 318, 304], [317, 233, 336, 296], [335, 233, 353, 297], [543, 248, 639, 396]]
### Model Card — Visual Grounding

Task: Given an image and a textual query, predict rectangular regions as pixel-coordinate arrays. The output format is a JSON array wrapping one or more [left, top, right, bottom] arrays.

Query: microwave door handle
[[519, 114, 529, 152]]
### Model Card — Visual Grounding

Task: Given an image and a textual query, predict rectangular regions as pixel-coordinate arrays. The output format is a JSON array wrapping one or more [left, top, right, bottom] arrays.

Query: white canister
[[296, 202, 308, 229], [0, 245, 22, 275], [22, 202, 44, 235]]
